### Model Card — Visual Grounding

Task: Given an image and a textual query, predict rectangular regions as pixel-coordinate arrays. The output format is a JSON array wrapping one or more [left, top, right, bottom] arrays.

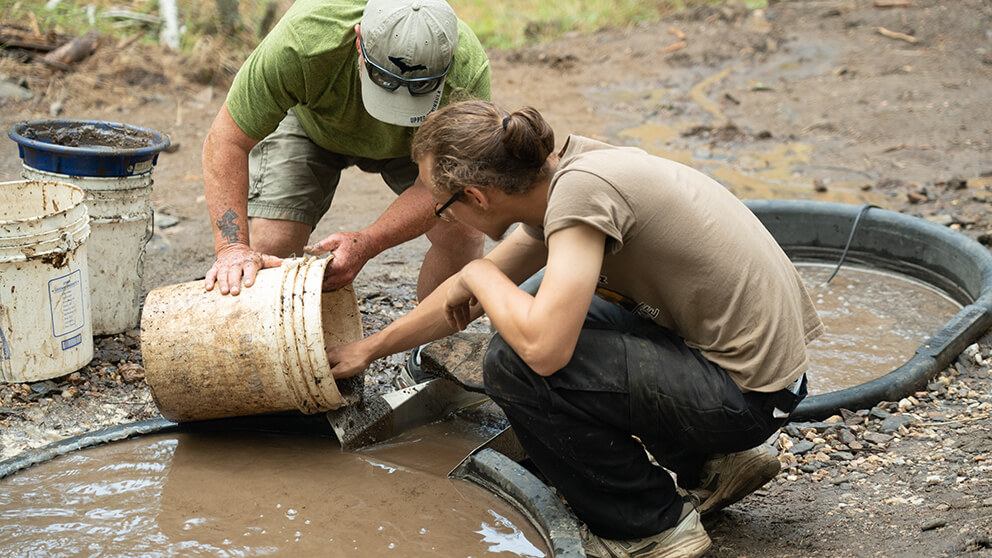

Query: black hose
[[824, 203, 879, 285], [0, 418, 177, 480]]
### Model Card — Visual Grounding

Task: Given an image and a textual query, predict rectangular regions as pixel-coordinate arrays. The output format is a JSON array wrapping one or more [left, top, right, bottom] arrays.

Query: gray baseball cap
[[360, 0, 459, 127]]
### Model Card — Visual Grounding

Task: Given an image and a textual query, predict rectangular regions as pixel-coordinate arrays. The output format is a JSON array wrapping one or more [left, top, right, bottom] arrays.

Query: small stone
[[864, 432, 894, 445], [790, 440, 816, 455], [880, 414, 919, 434], [869, 407, 892, 420], [921, 518, 947, 531], [155, 214, 181, 228]]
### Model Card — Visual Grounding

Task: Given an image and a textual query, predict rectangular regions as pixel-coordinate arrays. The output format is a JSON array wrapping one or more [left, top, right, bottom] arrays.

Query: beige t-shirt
[[523, 136, 823, 393]]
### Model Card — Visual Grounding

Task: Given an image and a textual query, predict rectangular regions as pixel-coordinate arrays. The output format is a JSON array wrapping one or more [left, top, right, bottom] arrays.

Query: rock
[[783, 421, 836, 437], [790, 440, 816, 455], [880, 414, 919, 433], [29, 381, 59, 395], [155, 214, 181, 228], [839, 429, 857, 445], [869, 406, 892, 420], [0, 78, 35, 101], [863, 432, 894, 445]]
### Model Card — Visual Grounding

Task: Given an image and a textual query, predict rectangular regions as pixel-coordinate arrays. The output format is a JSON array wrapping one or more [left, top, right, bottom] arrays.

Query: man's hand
[[305, 231, 375, 291], [205, 243, 283, 295], [325, 340, 372, 379], [443, 271, 478, 330]]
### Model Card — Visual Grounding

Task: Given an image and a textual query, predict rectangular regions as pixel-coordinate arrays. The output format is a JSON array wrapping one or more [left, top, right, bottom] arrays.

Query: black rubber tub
[[746, 199, 992, 420], [0, 414, 583, 557]]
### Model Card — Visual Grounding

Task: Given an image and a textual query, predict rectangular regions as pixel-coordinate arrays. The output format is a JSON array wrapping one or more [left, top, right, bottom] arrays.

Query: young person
[[325, 100, 823, 557]]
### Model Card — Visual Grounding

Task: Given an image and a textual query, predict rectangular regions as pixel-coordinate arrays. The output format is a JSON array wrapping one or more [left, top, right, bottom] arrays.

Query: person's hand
[[205, 243, 283, 295], [443, 273, 478, 330], [305, 232, 374, 291], [325, 341, 372, 379]]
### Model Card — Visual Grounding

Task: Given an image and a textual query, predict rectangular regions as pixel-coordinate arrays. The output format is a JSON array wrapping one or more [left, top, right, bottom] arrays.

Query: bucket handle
[[144, 208, 155, 246]]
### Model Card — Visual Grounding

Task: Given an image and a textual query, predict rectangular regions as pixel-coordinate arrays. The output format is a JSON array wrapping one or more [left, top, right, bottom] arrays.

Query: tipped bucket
[[9, 119, 169, 336], [0, 180, 93, 382], [140, 257, 364, 422]]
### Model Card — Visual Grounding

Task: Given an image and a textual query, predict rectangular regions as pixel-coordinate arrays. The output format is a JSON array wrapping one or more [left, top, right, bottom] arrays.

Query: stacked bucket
[[2, 120, 169, 382]]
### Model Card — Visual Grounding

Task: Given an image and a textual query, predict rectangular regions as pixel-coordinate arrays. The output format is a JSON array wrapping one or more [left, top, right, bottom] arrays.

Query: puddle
[[590, 43, 890, 206], [0, 419, 547, 558], [798, 262, 961, 396], [617, 122, 884, 205]]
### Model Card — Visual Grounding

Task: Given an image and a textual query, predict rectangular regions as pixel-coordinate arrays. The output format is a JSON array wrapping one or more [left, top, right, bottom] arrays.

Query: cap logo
[[389, 56, 427, 74]]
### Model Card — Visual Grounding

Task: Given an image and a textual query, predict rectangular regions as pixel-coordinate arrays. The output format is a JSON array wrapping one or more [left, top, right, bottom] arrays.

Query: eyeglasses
[[360, 36, 451, 96], [434, 191, 461, 220]]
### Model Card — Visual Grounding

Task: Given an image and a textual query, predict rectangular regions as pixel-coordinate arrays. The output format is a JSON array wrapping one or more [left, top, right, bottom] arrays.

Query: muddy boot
[[582, 502, 711, 558], [686, 445, 781, 515]]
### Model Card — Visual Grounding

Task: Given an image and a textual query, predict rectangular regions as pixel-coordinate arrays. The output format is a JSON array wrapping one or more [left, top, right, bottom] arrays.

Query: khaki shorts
[[247, 110, 419, 228]]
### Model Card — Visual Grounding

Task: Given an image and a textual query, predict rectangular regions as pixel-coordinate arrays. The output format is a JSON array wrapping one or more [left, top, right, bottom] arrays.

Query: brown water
[[0, 419, 547, 557], [798, 262, 962, 395]]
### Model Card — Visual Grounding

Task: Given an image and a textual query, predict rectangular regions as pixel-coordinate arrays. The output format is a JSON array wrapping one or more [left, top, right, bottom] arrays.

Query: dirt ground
[[2, 0, 992, 556]]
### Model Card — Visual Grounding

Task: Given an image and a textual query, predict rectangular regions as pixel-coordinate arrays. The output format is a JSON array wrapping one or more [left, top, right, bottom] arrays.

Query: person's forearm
[[360, 270, 473, 361], [202, 106, 258, 253], [459, 229, 601, 376], [358, 182, 436, 255], [203, 138, 251, 252]]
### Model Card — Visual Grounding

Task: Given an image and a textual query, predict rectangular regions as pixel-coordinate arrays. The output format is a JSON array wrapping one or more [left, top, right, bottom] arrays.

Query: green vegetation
[[4, 0, 765, 53], [451, 0, 766, 49]]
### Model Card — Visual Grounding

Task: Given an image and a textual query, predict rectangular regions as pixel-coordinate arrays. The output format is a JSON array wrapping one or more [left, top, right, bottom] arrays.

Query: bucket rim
[[0, 180, 86, 226], [8, 119, 170, 158]]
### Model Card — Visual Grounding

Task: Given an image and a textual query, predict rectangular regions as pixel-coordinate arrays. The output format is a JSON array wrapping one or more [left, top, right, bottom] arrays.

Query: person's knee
[[483, 334, 538, 404], [425, 220, 483, 259], [249, 218, 312, 257]]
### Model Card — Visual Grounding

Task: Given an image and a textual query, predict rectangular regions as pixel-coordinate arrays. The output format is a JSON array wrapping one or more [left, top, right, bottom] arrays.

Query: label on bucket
[[48, 270, 86, 339], [61, 333, 83, 351], [130, 160, 154, 174]]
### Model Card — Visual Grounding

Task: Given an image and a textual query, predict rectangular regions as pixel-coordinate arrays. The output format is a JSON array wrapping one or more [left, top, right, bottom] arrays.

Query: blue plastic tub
[[8, 119, 170, 178]]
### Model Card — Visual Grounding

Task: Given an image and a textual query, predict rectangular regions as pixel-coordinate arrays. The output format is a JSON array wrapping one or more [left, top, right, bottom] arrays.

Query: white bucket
[[140, 256, 364, 422], [0, 180, 93, 382], [23, 166, 153, 336]]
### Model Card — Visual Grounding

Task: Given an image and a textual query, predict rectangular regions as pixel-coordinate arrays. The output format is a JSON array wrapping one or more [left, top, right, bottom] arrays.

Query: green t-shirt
[[225, 0, 491, 159]]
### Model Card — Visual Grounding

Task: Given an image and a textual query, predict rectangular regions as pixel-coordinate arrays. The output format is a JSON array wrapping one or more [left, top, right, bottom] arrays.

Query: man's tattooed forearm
[[216, 209, 241, 244]]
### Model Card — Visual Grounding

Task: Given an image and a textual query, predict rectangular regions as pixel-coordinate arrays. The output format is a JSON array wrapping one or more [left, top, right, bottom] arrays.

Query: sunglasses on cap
[[360, 36, 451, 96]]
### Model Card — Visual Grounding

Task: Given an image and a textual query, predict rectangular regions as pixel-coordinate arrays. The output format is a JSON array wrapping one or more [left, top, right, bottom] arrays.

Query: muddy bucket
[[0, 180, 93, 382], [140, 257, 364, 422], [8, 119, 170, 336]]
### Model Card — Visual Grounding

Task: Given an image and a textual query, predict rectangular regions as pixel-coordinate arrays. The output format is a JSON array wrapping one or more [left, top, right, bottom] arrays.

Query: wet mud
[[17, 122, 159, 151]]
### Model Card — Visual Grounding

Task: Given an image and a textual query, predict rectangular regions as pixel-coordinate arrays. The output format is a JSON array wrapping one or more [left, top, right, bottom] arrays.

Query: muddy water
[[0, 419, 547, 557], [798, 262, 961, 395]]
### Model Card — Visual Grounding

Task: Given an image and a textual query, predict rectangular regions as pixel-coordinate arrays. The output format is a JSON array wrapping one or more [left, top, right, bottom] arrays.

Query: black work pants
[[482, 319, 804, 540]]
